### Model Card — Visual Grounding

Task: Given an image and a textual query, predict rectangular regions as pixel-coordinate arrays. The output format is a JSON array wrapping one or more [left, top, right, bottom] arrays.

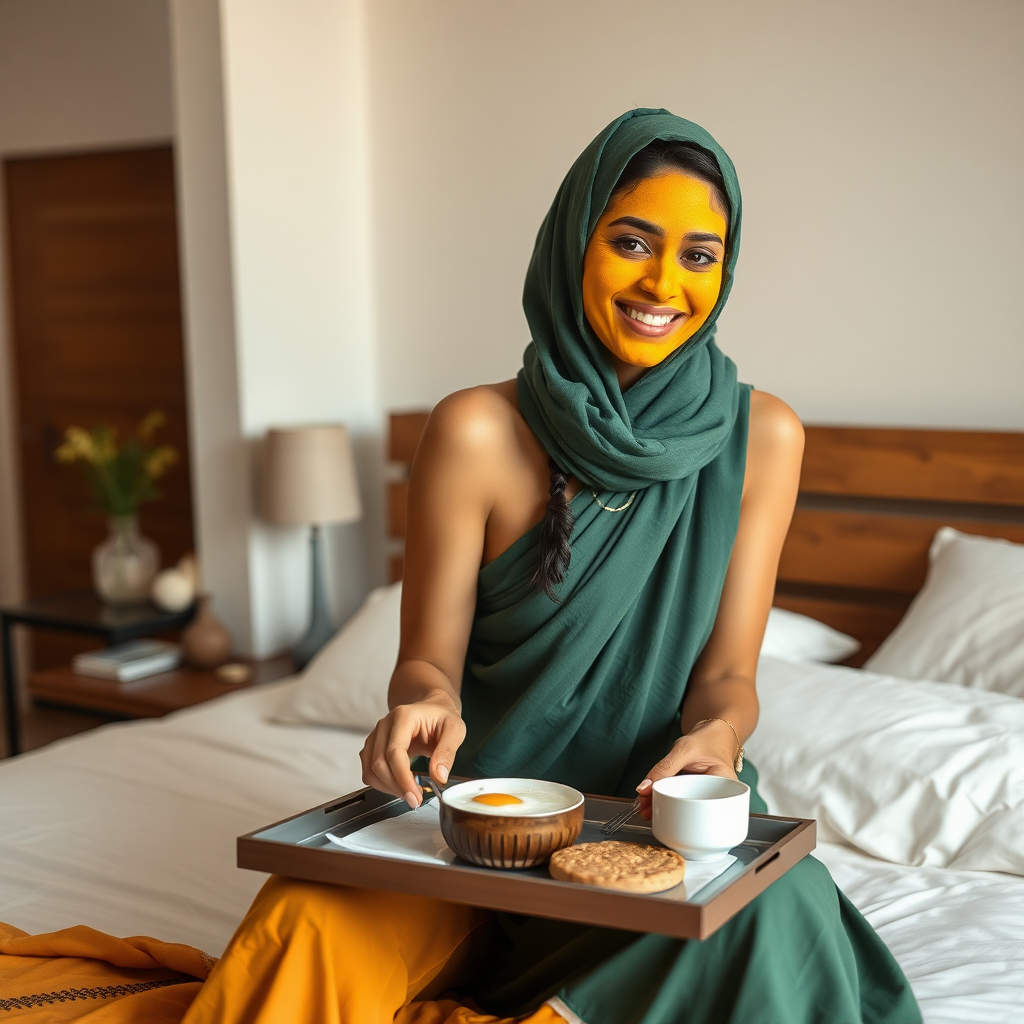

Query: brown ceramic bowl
[[438, 778, 585, 870]]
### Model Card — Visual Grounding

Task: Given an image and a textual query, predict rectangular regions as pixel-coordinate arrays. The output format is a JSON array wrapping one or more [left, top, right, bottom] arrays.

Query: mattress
[[1, 674, 1022, 1023], [0, 678, 360, 955]]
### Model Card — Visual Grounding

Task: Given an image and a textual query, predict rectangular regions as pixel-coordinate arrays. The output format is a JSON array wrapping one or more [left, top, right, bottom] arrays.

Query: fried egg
[[444, 783, 580, 816], [471, 793, 524, 807]]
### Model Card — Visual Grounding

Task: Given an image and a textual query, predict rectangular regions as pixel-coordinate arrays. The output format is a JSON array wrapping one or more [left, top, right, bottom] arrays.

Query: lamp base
[[292, 524, 336, 670]]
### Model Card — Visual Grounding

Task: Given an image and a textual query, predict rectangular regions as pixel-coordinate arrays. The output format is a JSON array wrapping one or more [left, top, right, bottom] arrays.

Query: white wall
[[0, 0, 175, 609], [366, 0, 1024, 430], [170, 0, 383, 656], [219, 0, 383, 652], [167, 0, 253, 649]]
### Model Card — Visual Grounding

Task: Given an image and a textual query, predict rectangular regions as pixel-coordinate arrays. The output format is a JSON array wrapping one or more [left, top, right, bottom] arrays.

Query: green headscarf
[[517, 107, 743, 491], [458, 109, 751, 796]]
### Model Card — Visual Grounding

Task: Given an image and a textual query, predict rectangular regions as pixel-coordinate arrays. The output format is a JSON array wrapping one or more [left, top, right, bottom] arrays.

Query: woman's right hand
[[359, 692, 467, 808]]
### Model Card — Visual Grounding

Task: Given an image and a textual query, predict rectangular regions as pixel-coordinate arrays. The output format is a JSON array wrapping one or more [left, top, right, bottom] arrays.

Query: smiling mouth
[[615, 302, 687, 337]]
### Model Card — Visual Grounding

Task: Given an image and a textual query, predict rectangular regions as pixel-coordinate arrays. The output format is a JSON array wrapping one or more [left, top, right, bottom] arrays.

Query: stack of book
[[73, 640, 182, 682]]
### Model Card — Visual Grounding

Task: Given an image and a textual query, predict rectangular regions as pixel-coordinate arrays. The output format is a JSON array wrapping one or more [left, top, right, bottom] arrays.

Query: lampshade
[[261, 424, 363, 526]]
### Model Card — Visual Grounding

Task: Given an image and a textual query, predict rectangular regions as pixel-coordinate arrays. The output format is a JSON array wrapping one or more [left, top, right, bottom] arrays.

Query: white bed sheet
[[1, 677, 1022, 1023], [0, 677, 365, 955], [815, 842, 1024, 1024]]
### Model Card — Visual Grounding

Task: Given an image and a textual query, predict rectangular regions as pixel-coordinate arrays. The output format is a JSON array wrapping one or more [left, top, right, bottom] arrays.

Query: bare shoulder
[[418, 381, 521, 464], [748, 390, 804, 466], [744, 391, 804, 499]]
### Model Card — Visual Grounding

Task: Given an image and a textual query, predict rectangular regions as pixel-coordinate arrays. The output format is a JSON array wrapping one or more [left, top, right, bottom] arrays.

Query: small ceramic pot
[[181, 595, 232, 669], [438, 778, 585, 870]]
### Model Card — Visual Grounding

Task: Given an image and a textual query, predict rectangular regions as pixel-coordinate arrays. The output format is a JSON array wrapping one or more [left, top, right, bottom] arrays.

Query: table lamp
[[262, 425, 363, 669]]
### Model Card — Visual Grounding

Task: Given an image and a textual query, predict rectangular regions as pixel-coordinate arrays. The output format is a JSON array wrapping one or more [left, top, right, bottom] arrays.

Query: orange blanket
[[1, 905, 568, 1024], [0, 922, 214, 1022]]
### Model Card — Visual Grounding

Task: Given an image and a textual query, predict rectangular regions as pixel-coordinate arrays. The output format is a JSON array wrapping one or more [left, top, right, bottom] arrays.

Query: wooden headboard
[[776, 428, 1024, 664], [386, 411, 429, 584], [387, 414, 1024, 665]]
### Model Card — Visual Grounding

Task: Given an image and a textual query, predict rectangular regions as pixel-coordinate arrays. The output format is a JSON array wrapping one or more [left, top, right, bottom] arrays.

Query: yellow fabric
[[0, 921, 213, 1022], [396, 1002, 566, 1024], [0, 880, 570, 1023], [182, 876, 567, 1024]]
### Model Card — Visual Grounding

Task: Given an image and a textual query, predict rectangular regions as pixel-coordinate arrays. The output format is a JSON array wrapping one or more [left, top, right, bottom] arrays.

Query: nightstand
[[2, 592, 198, 757], [26, 654, 296, 721]]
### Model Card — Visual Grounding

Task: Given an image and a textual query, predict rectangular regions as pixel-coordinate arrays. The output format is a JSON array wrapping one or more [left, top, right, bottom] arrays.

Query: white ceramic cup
[[651, 775, 750, 861]]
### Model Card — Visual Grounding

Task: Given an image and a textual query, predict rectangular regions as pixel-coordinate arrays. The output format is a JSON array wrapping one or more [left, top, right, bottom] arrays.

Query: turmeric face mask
[[582, 172, 727, 369]]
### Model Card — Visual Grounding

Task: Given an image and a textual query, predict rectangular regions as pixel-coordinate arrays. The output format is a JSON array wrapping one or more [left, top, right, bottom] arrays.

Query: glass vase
[[92, 515, 160, 607]]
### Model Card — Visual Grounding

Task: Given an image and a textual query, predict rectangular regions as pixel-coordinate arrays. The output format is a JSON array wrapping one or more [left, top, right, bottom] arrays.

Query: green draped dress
[[454, 391, 919, 1024], [441, 108, 921, 1024]]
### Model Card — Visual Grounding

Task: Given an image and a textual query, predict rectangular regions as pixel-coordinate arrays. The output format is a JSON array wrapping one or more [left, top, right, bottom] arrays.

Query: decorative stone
[[151, 568, 196, 613]]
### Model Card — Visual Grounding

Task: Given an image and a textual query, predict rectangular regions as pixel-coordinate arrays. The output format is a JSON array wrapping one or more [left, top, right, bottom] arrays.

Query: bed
[[1, 420, 1023, 1024]]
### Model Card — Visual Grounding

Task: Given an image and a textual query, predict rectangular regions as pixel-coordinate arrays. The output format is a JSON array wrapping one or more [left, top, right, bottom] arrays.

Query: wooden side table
[[27, 654, 296, 721], [1, 592, 197, 757]]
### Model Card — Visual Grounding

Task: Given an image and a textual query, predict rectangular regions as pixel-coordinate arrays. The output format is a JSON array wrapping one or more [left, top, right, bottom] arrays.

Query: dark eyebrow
[[684, 231, 724, 244], [607, 218, 724, 246], [608, 216, 664, 238]]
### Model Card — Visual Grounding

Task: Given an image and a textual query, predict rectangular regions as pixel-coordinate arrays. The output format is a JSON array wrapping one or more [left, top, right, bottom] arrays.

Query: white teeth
[[626, 306, 674, 327]]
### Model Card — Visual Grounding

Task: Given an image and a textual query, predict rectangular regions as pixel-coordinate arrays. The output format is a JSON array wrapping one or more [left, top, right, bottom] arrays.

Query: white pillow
[[273, 582, 400, 731], [864, 527, 1024, 697], [749, 655, 1024, 874], [760, 607, 860, 663]]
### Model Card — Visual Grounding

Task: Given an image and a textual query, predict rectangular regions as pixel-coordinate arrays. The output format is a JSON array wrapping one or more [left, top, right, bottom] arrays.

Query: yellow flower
[[55, 426, 99, 465], [56, 414, 177, 515], [138, 410, 166, 441], [145, 445, 178, 479]]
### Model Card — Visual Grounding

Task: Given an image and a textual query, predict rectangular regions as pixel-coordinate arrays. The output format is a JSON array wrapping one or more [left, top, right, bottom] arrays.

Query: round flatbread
[[549, 841, 685, 893]]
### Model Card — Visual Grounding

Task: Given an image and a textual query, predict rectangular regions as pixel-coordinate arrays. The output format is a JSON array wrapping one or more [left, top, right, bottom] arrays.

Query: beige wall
[[170, 0, 383, 655], [366, 0, 1024, 430], [167, 0, 253, 648], [0, 0, 175, 608], [216, 0, 383, 652], [0, 0, 173, 154]]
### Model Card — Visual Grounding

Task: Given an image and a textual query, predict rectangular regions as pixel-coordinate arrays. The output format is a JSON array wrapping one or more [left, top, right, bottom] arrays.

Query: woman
[[184, 109, 921, 1024]]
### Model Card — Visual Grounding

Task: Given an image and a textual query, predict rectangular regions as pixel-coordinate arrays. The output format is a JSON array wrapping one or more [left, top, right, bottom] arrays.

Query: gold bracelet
[[690, 718, 745, 774]]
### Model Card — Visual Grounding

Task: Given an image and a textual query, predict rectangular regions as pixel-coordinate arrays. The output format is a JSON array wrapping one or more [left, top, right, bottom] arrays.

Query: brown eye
[[684, 249, 718, 269], [614, 235, 651, 257]]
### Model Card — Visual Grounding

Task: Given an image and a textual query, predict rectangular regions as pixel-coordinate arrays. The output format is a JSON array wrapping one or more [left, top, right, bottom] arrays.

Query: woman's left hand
[[636, 720, 739, 820]]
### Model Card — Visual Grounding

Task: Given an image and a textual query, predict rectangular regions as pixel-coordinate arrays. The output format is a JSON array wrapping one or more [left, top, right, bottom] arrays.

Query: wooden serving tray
[[238, 786, 816, 941]]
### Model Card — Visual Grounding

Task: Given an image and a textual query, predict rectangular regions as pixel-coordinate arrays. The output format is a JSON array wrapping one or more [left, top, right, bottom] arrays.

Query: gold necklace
[[591, 489, 638, 513]]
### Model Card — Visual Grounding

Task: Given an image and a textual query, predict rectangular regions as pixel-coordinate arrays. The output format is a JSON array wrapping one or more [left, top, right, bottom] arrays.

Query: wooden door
[[4, 146, 195, 668]]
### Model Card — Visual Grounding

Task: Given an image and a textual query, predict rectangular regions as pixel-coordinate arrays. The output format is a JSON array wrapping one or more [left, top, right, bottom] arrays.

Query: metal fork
[[413, 772, 448, 802], [600, 796, 642, 834]]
